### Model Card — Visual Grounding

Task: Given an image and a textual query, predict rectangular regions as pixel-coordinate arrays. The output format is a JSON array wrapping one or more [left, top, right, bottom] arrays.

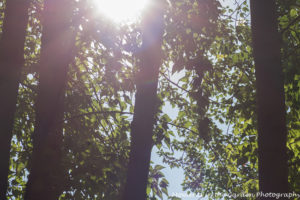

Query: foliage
[[1, 0, 299, 199], [158, 0, 299, 199], [279, 0, 300, 192]]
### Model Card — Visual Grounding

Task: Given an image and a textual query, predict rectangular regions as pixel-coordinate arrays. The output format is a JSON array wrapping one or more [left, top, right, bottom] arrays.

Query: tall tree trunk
[[122, 2, 164, 200], [0, 0, 30, 199], [24, 0, 74, 199], [250, 0, 289, 196]]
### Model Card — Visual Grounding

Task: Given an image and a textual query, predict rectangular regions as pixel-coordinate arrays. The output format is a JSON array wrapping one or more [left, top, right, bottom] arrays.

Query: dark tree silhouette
[[24, 0, 75, 199], [250, 0, 289, 196], [0, 0, 30, 199], [122, 1, 164, 200]]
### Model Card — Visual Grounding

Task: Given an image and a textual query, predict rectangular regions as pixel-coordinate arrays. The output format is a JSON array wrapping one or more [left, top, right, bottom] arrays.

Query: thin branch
[[64, 110, 133, 122], [167, 122, 197, 134], [161, 72, 234, 106], [280, 15, 300, 35], [160, 72, 191, 94]]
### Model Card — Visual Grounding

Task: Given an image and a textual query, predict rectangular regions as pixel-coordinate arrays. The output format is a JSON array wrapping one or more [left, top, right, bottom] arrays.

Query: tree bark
[[250, 0, 289, 196], [24, 0, 74, 199], [122, 2, 164, 200], [0, 0, 30, 199]]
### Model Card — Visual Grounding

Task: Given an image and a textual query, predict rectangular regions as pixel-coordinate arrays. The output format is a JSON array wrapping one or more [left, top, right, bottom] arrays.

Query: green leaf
[[155, 164, 165, 171], [290, 9, 298, 17]]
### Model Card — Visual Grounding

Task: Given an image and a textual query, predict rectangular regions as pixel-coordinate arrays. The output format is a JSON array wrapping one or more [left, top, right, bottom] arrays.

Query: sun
[[93, 0, 149, 24]]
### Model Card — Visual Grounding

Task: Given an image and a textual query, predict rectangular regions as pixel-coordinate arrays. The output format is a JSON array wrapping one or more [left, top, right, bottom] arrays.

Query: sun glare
[[93, 0, 149, 23]]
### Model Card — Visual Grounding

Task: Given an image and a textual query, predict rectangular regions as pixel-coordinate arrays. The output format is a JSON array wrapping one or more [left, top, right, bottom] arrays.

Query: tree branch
[[64, 111, 133, 122], [280, 15, 300, 35]]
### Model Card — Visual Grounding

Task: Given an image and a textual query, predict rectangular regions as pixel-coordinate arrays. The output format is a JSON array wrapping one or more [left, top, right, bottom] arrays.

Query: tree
[[157, 0, 299, 199], [24, 0, 75, 199], [0, 0, 30, 199], [122, 1, 164, 199], [250, 0, 289, 194]]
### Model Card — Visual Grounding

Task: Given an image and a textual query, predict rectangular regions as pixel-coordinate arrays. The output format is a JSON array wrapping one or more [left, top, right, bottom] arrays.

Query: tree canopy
[[0, 0, 299, 199]]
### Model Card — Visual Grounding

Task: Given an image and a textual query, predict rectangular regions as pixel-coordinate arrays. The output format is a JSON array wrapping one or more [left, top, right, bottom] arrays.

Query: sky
[[150, 71, 205, 200]]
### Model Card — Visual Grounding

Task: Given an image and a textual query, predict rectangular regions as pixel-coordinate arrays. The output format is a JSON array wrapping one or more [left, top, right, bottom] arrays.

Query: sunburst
[[93, 0, 149, 23]]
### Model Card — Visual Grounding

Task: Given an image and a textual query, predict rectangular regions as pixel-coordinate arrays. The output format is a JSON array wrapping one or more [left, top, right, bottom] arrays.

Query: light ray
[[93, 0, 149, 23]]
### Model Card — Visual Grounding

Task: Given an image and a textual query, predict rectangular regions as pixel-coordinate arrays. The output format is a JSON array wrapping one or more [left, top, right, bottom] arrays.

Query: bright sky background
[[92, 0, 149, 23]]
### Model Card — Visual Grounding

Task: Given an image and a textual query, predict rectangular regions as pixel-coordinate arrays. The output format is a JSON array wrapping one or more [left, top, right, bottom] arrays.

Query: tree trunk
[[122, 2, 164, 200], [0, 0, 30, 199], [24, 0, 74, 199], [250, 0, 289, 196]]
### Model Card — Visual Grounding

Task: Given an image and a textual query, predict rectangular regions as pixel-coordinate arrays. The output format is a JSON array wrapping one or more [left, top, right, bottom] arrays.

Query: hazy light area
[[92, 0, 149, 23]]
